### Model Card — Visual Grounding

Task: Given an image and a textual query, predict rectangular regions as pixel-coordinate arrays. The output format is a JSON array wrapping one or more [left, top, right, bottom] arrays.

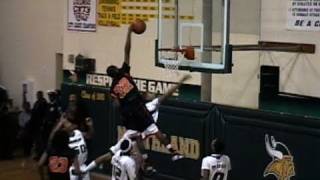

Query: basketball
[[131, 19, 146, 34], [184, 46, 195, 60]]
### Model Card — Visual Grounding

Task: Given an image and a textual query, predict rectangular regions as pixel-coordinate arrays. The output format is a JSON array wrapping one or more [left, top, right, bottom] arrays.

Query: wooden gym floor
[[0, 158, 110, 180]]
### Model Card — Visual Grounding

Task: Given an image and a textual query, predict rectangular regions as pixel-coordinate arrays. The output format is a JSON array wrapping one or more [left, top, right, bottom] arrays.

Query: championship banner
[[68, 0, 97, 32], [97, 0, 193, 27], [287, 0, 320, 31], [98, 0, 122, 26]]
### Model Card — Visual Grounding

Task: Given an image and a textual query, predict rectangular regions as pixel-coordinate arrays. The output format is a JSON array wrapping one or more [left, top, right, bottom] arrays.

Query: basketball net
[[162, 52, 183, 79], [163, 60, 181, 79]]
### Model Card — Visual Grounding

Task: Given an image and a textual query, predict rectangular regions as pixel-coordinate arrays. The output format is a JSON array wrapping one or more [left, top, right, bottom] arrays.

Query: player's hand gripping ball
[[131, 19, 146, 34]]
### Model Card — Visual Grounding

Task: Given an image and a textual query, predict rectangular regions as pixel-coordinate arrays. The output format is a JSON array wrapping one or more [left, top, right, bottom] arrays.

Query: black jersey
[[110, 62, 154, 131], [110, 62, 140, 105]]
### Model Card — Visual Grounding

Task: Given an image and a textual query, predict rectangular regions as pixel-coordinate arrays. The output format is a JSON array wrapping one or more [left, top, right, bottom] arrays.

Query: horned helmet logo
[[264, 134, 295, 180], [73, 0, 91, 21]]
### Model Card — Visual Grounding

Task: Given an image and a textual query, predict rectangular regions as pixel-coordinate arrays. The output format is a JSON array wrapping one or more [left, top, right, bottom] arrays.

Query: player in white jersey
[[81, 138, 137, 180], [68, 129, 89, 180], [111, 138, 137, 180], [201, 139, 231, 180]]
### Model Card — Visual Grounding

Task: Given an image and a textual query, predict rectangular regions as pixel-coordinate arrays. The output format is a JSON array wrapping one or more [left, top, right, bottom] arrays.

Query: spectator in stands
[[18, 102, 32, 157], [0, 85, 10, 159], [19, 102, 31, 131], [55, 89, 62, 113], [41, 90, 61, 151], [0, 85, 8, 113], [27, 91, 48, 160]]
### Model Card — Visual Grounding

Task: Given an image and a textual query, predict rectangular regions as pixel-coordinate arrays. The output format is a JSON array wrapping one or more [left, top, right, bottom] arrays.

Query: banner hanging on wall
[[68, 0, 97, 32], [97, 0, 194, 27], [287, 0, 320, 31]]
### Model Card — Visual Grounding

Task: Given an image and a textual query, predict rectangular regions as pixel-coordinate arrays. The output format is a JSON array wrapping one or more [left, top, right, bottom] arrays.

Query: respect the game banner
[[287, 0, 320, 31], [68, 0, 97, 32]]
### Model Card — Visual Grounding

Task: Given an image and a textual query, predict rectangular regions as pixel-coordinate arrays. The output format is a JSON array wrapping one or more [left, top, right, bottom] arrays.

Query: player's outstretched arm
[[95, 152, 113, 164], [124, 26, 133, 65], [158, 74, 192, 104], [82, 152, 113, 173]]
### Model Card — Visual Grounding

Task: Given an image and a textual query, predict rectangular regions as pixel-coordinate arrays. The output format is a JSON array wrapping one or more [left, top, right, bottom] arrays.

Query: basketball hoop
[[159, 46, 195, 60], [159, 47, 195, 78], [163, 58, 181, 71], [161, 56, 181, 79]]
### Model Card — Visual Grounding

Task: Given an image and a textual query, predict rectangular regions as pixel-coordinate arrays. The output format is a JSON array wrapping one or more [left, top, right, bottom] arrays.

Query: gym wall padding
[[214, 105, 320, 180], [260, 92, 320, 118], [61, 83, 320, 180]]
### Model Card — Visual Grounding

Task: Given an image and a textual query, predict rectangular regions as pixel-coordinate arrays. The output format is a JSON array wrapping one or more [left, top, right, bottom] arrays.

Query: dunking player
[[106, 23, 187, 160], [201, 139, 231, 180], [80, 23, 192, 175], [79, 74, 192, 177]]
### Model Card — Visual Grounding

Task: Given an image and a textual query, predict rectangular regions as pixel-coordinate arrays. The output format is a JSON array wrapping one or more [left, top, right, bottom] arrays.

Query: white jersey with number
[[68, 130, 89, 180], [111, 151, 136, 180], [201, 154, 231, 180], [145, 98, 159, 122], [68, 129, 88, 165]]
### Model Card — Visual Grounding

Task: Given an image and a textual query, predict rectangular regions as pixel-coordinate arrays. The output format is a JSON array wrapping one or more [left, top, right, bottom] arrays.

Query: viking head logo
[[264, 134, 295, 180], [73, 0, 91, 21]]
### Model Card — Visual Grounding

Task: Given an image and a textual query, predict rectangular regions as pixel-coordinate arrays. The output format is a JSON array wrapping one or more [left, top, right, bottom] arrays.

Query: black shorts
[[120, 100, 154, 132]]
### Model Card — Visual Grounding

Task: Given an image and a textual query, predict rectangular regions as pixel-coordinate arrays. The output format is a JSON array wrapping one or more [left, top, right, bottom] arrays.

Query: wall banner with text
[[68, 0, 97, 32], [288, 0, 320, 31]]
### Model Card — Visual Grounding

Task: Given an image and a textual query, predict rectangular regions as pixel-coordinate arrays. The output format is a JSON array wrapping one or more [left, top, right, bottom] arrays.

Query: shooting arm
[[95, 152, 113, 164], [82, 152, 113, 173], [124, 26, 133, 65], [158, 74, 191, 104]]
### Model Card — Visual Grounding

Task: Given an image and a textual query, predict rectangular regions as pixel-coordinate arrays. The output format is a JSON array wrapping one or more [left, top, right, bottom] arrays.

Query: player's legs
[[142, 124, 183, 161], [154, 130, 183, 160], [141, 123, 174, 152], [140, 123, 158, 139], [129, 141, 144, 175]]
